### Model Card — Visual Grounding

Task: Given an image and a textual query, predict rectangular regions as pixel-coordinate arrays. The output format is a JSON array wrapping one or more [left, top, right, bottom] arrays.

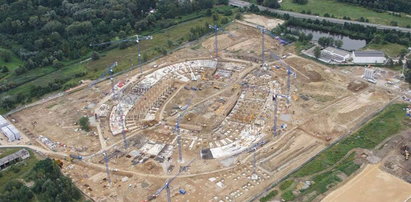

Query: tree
[[0, 51, 11, 63], [235, 13, 242, 20], [406, 59, 411, 69], [405, 69, 411, 84], [249, 4, 260, 12], [293, 0, 308, 4], [263, 0, 280, 9], [79, 117, 90, 131], [314, 46, 321, 58], [1, 66, 8, 73], [334, 40, 343, 48], [217, 0, 229, 5], [318, 37, 334, 47], [91, 52, 100, 61], [399, 49, 408, 58], [390, 21, 398, 26], [386, 58, 394, 66]]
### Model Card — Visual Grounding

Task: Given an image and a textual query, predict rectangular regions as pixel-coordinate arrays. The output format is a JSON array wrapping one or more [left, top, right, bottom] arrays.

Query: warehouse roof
[[323, 47, 350, 57], [354, 50, 385, 57], [0, 149, 30, 166]]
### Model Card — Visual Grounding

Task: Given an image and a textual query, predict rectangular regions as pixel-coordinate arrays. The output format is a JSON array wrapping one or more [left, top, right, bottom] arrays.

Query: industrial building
[[320, 47, 351, 63], [352, 50, 386, 64], [0, 115, 21, 142], [0, 149, 30, 170]]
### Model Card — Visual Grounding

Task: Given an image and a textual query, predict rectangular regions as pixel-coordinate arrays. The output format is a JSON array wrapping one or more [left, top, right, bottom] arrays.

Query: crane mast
[[208, 25, 219, 58]]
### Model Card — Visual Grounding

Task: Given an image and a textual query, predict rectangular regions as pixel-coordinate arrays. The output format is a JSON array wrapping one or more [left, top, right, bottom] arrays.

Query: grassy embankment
[[364, 43, 408, 57], [260, 103, 409, 201]]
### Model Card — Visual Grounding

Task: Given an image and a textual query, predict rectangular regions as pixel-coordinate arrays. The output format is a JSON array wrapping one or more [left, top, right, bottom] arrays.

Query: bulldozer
[[54, 159, 64, 168]]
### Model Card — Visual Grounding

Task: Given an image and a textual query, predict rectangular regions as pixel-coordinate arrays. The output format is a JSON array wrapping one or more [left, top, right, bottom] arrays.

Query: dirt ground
[[242, 14, 284, 30], [3, 13, 409, 202], [322, 164, 411, 202]]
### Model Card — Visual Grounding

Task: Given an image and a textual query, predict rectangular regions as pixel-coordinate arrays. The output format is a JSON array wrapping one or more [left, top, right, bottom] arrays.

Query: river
[[288, 27, 367, 51]]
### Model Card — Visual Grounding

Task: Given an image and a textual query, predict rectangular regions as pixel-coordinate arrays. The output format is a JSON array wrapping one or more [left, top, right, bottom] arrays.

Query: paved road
[[229, 0, 411, 33]]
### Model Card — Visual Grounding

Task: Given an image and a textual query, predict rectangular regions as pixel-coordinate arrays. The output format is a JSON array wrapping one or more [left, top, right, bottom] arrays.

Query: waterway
[[288, 27, 367, 51]]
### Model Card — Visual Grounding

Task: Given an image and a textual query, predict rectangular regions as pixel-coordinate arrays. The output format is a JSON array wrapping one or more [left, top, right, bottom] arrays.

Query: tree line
[[335, 0, 411, 14], [283, 17, 411, 47]]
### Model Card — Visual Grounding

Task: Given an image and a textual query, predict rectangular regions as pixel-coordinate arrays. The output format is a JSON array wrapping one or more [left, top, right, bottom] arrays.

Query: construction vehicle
[[400, 145, 409, 160], [201, 72, 207, 80], [54, 159, 64, 168], [69, 154, 83, 160]]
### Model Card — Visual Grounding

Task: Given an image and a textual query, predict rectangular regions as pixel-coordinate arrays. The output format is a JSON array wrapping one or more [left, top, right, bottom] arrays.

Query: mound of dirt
[[347, 81, 368, 92], [306, 70, 323, 82]]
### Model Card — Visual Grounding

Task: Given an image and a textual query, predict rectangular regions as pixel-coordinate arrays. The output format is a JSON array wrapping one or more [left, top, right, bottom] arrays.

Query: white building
[[0, 115, 21, 142], [352, 50, 386, 64], [320, 47, 351, 63]]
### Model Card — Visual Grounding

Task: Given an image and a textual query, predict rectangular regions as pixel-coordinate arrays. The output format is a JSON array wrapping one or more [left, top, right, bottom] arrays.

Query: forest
[[335, 0, 411, 14], [0, 0, 224, 74], [0, 158, 84, 202]]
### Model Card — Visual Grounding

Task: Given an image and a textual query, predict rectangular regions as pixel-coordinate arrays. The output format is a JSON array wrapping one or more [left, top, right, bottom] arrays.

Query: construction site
[[1, 14, 409, 201]]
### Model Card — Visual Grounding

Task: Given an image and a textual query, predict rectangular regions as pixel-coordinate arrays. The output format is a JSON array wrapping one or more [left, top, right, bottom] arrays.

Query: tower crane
[[272, 93, 289, 136], [90, 35, 153, 73], [270, 51, 296, 103], [89, 62, 118, 93], [241, 82, 289, 136], [256, 25, 267, 66], [175, 102, 191, 163], [103, 152, 111, 184], [208, 25, 220, 58], [286, 66, 296, 103], [208, 25, 237, 58], [148, 159, 195, 202]]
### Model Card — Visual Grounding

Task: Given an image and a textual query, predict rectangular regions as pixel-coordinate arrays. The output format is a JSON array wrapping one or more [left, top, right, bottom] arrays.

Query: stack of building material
[[362, 69, 376, 84]]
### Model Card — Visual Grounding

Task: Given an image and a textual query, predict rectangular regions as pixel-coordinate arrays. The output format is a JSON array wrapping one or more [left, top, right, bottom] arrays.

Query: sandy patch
[[322, 164, 411, 202], [242, 14, 284, 29]]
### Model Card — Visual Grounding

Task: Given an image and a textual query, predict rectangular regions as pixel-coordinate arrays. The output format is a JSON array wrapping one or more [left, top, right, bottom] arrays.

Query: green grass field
[[364, 43, 408, 57], [279, 0, 411, 27], [260, 103, 409, 201]]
